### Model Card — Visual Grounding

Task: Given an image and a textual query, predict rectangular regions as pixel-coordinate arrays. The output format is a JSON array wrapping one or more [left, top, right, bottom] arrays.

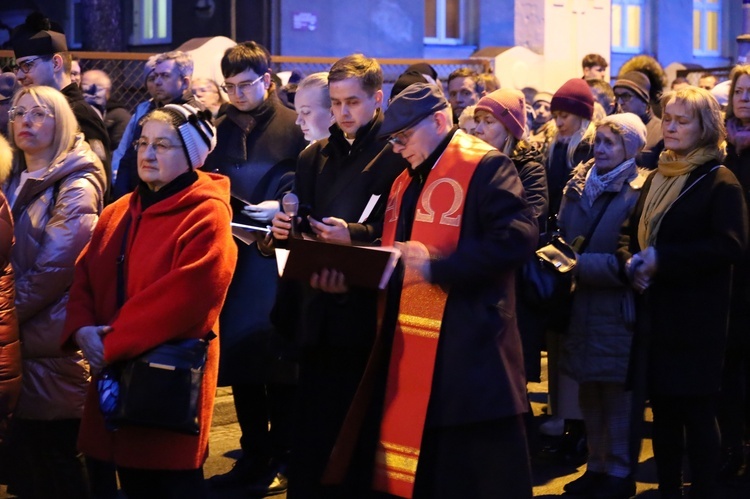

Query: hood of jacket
[[129, 170, 232, 221]]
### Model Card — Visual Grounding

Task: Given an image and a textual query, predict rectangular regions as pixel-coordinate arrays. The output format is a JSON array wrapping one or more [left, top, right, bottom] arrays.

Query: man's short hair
[[582, 53, 608, 70], [155, 50, 194, 79], [671, 76, 690, 89], [447, 67, 484, 95], [220, 41, 271, 79], [586, 78, 615, 114], [328, 54, 383, 96]]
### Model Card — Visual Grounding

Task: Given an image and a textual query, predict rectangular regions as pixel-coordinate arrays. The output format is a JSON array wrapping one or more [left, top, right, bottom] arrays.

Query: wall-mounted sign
[[293, 12, 317, 31]]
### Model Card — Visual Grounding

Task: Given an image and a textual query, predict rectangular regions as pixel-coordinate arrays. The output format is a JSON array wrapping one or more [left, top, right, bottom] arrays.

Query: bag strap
[[116, 215, 133, 308], [578, 192, 616, 254]]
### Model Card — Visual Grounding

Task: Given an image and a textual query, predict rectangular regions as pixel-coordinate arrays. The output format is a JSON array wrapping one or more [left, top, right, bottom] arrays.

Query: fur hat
[[11, 13, 68, 59], [614, 71, 651, 104], [475, 89, 527, 140], [551, 79, 594, 120], [597, 112, 647, 159], [161, 104, 217, 169]]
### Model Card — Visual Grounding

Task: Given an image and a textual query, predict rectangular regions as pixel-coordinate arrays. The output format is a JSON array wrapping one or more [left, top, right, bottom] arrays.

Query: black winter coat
[[275, 112, 406, 350], [618, 161, 748, 396], [724, 142, 750, 350], [203, 97, 306, 385]]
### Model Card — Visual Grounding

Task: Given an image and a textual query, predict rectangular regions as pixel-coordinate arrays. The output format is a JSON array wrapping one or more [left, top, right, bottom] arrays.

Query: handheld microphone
[[281, 192, 299, 237]]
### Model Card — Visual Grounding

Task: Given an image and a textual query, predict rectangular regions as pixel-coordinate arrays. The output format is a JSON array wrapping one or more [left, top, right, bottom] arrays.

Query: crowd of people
[[0, 10, 749, 499]]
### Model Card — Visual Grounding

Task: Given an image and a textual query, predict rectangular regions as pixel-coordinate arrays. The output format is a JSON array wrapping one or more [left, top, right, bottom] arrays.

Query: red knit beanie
[[551, 78, 595, 120], [475, 89, 527, 140]]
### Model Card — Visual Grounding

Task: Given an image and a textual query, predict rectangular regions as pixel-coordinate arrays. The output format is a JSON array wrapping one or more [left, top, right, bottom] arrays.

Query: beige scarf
[[637, 146, 723, 249]]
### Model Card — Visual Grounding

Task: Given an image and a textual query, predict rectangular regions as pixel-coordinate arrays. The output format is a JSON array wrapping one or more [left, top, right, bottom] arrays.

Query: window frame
[[424, 0, 465, 46], [693, 0, 722, 57], [130, 0, 173, 46], [611, 0, 645, 54]]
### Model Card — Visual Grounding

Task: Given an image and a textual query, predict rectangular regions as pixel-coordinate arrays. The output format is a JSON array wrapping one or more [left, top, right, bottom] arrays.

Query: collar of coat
[[225, 98, 275, 136], [323, 109, 383, 158], [563, 157, 644, 201]]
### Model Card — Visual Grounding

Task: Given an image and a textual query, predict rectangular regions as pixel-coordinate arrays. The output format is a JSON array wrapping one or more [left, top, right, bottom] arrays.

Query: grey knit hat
[[596, 112, 647, 159]]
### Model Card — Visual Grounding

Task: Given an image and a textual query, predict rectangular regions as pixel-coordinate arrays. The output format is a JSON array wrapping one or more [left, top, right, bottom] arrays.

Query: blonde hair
[[297, 72, 331, 109], [549, 117, 594, 169], [9, 86, 78, 170], [660, 87, 725, 149]]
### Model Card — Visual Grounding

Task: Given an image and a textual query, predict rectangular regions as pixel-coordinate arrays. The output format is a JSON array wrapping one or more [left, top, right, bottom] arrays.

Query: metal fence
[[1, 50, 491, 114]]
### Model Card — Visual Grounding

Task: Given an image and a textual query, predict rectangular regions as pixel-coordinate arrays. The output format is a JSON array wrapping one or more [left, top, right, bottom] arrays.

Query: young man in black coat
[[205, 41, 307, 497], [271, 53, 406, 498]]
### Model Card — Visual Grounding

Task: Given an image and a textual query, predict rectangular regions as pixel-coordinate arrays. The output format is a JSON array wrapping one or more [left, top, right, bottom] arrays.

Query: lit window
[[612, 0, 643, 53], [131, 0, 172, 45], [693, 0, 721, 56], [425, 0, 464, 45]]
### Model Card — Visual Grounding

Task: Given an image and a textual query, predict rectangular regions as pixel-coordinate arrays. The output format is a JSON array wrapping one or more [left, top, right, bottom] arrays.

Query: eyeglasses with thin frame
[[133, 138, 182, 154], [388, 128, 416, 147], [614, 92, 634, 103], [8, 105, 53, 125], [12, 57, 43, 74], [220, 74, 266, 95]]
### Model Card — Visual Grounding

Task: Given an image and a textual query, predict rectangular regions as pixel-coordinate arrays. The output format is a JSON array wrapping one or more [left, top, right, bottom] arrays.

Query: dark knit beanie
[[614, 71, 651, 104], [551, 79, 594, 120], [390, 71, 428, 101], [11, 13, 68, 59], [475, 89, 527, 140]]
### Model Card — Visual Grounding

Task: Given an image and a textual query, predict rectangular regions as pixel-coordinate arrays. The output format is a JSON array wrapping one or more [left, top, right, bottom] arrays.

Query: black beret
[[380, 83, 448, 138]]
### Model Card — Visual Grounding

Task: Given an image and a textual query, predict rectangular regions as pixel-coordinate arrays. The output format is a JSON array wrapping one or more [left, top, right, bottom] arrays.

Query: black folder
[[276, 236, 401, 290]]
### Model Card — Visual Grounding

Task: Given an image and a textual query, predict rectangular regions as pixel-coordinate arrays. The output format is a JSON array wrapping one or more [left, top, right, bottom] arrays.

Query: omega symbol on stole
[[415, 178, 464, 227], [385, 181, 402, 223]]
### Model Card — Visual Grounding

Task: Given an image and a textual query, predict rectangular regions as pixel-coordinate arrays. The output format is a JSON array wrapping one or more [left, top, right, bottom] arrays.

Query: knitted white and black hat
[[161, 104, 217, 169]]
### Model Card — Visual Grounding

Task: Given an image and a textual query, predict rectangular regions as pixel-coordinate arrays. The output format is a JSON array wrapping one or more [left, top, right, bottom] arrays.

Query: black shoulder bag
[[97, 215, 214, 435], [521, 193, 616, 330]]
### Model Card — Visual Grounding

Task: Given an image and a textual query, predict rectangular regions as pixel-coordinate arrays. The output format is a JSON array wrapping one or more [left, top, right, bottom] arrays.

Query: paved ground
[[3, 356, 750, 497]]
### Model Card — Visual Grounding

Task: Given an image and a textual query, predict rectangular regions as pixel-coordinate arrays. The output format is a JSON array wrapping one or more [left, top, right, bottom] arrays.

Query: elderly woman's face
[[136, 120, 189, 191], [11, 93, 55, 161], [594, 125, 626, 173], [662, 99, 702, 157], [473, 109, 510, 150]]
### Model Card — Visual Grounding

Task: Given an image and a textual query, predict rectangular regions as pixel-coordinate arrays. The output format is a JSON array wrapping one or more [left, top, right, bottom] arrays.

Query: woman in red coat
[[62, 104, 237, 498]]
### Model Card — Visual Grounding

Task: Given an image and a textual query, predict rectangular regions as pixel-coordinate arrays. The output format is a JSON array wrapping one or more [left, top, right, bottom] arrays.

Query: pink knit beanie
[[475, 88, 527, 140], [551, 78, 595, 120]]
